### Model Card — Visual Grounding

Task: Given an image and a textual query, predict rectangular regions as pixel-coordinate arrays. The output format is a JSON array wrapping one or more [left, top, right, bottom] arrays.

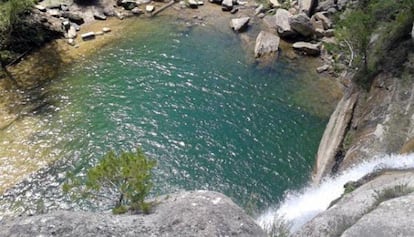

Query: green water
[[0, 17, 327, 214]]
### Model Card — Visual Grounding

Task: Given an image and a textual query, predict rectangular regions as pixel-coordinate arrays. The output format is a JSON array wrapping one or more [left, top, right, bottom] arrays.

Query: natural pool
[[0, 16, 329, 216]]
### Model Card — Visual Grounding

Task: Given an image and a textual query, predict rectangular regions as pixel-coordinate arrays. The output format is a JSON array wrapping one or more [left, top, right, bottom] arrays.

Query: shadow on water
[[2, 42, 64, 124]]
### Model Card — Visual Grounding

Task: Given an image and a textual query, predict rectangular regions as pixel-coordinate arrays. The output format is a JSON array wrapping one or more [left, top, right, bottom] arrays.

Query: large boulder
[[263, 9, 296, 38], [254, 31, 280, 58], [230, 17, 250, 32], [289, 13, 314, 37], [292, 42, 321, 55], [0, 191, 266, 237]]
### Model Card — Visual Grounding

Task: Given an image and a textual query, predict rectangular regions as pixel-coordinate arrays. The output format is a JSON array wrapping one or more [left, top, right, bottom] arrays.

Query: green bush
[[63, 148, 157, 214]]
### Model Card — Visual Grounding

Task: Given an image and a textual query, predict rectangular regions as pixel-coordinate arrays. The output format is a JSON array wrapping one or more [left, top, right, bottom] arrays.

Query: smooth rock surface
[[0, 191, 266, 237], [230, 17, 250, 32], [254, 31, 280, 58]]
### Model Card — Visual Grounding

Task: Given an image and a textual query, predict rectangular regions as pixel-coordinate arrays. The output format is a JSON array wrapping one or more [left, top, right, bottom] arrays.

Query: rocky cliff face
[[0, 191, 266, 237]]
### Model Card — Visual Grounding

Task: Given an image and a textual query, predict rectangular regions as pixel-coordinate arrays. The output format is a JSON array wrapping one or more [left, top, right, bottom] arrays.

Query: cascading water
[[257, 153, 414, 234]]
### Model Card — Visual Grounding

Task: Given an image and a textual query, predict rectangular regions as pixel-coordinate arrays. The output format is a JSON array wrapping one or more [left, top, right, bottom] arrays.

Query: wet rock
[[230, 17, 250, 32], [254, 31, 280, 58], [222, 0, 233, 11], [0, 191, 266, 237], [146, 5, 155, 13], [81, 32, 95, 41], [62, 12, 85, 25], [292, 42, 321, 56], [289, 13, 314, 37]]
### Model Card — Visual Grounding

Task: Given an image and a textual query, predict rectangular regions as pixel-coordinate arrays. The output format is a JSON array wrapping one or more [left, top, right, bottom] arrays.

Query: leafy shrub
[[63, 148, 157, 214]]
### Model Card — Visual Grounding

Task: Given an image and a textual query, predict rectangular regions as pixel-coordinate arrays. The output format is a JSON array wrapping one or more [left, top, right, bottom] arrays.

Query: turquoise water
[[1, 18, 326, 214]]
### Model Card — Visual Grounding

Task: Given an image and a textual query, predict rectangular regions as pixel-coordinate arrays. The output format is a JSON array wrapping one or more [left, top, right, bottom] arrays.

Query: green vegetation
[[335, 0, 414, 88], [0, 0, 34, 69], [63, 148, 157, 214]]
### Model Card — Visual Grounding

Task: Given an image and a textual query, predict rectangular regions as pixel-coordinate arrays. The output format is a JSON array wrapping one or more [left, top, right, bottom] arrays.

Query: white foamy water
[[257, 153, 414, 233]]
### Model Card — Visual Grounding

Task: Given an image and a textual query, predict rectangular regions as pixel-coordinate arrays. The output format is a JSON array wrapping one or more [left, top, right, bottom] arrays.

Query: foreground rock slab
[[0, 191, 266, 237], [254, 31, 280, 58]]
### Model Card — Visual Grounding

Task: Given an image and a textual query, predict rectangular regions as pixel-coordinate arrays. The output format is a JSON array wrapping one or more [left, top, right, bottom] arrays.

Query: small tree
[[336, 9, 373, 72], [63, 148, 157, 214]]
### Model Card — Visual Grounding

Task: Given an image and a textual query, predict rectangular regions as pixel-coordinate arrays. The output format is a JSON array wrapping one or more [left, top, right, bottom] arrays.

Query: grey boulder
[[289, 13, 314, 37]]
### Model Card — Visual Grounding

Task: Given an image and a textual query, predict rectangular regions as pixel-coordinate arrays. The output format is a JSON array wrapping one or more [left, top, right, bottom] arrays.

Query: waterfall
[[256, 153, 414, 234]]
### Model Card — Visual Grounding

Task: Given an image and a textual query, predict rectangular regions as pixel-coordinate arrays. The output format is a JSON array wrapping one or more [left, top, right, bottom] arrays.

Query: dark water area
[[0, 17, 327, 216]]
